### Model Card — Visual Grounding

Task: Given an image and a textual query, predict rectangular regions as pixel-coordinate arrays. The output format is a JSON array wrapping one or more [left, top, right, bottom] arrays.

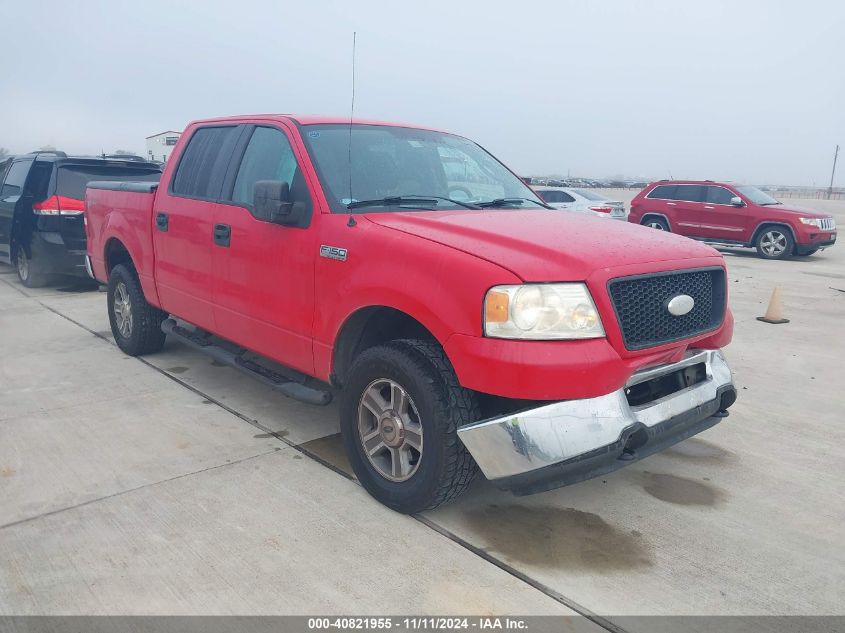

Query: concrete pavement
[[1, 197, 843, 626]]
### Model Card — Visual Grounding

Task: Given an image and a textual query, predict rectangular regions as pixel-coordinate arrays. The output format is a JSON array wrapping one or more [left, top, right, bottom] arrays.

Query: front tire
[[755, 227, 794, 259], [340, 339, 480, 513], [107, 264, 167, 356], [15, 245, 49, 288]]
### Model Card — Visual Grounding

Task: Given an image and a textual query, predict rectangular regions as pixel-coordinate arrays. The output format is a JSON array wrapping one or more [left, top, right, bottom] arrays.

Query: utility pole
[[828, 144, 839, 199]]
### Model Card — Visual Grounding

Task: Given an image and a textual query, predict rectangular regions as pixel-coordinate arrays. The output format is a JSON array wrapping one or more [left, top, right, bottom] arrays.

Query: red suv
[[629, 181, 837, 259]]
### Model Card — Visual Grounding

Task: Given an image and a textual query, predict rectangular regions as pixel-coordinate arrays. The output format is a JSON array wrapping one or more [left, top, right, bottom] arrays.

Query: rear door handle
[[156, 212, 169, 231], [213, 223, 231, 247]]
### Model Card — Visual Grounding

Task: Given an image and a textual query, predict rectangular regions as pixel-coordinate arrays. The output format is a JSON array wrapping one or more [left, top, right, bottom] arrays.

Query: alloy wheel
[[357, 378, 424, 482], [113, 281, 133, 338], [760, 230, 788, 257], [16, 250, 29, 281]]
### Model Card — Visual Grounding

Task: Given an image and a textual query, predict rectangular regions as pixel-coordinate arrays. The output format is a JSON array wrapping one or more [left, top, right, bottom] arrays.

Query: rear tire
[[755, 227, 794, 259], [642, 216, 669, 231], [15, 245, 49, 288], [107, 264, 167, 356], [340, 339, 480, 513]]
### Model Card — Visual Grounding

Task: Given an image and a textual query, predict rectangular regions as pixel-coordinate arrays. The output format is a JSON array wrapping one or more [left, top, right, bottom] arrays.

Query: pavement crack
[[3, 275, 626, 631]]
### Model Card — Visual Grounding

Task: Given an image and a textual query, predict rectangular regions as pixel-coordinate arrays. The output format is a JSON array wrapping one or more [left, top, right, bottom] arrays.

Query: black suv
[[0, 152, 161, 287]]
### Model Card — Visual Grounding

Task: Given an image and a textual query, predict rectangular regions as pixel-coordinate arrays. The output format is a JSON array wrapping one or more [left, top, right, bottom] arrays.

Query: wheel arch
[[331, 306, 439, 388], [750, 221, 797, 245], [104, 237, 135, 274], [640, 213, 672, 230]]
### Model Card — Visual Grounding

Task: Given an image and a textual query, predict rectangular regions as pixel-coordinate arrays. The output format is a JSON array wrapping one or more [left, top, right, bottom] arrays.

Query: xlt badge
[[320, 245, 348, 262]]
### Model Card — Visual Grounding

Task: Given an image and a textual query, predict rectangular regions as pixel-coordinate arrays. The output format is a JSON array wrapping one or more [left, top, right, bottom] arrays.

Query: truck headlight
[[799, 217, 823, 227], [484, 283, 605, 340]]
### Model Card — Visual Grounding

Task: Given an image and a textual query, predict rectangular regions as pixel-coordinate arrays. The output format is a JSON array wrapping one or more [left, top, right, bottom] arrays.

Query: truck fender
[[100, 213, 161, 308]]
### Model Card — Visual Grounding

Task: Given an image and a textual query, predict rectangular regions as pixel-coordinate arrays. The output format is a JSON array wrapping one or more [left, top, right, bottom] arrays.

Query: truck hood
[[366, 210, 720, 281]]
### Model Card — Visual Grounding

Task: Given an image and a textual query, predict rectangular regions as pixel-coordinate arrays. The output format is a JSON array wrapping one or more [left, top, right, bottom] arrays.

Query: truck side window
[[171, 126, 238, 201], [674, 185, 704, 203], [229, 126, 311, 216], [705, 186, 736, 205]]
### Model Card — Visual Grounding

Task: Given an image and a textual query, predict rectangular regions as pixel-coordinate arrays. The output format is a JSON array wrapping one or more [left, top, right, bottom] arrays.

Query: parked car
[[629, 180, 837, 259], [0, 151, 161, 286], [535, 186, 627, 220], [85, 115, 736, 513]]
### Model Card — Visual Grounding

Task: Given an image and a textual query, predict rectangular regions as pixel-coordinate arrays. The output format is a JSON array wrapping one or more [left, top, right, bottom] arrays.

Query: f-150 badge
[[320, 245, 348, 262]]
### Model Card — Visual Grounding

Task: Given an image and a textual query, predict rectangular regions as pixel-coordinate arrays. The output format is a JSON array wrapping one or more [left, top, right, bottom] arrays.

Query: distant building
[[145, 131, 181, 163]]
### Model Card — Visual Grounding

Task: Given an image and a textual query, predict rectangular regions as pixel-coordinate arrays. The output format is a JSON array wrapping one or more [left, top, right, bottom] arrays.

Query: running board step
[[161, 319, 332, 406]]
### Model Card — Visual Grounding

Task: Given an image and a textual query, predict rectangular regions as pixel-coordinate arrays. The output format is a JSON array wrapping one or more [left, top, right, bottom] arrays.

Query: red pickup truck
[[85, 115, 736, 513]]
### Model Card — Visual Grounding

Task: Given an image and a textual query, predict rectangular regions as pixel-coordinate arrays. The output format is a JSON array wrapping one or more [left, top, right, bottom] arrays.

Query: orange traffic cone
[[756, 287, 789, 324]]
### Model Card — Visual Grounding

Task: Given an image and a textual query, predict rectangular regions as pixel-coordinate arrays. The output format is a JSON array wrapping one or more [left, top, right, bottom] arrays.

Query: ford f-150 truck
[[85, 115, 736, 513]]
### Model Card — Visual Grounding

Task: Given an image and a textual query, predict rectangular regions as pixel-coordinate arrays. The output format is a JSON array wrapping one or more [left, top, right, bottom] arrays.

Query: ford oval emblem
[[667, 294, 695, 316]]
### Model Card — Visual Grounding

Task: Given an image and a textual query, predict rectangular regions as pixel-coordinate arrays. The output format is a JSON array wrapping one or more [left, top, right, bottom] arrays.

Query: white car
[[535, 187, 627, 220]]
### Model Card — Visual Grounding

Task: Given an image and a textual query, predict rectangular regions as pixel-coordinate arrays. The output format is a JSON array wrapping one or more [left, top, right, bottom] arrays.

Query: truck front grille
[[608, 268, 726, 350], [821, 217, 836, 231]]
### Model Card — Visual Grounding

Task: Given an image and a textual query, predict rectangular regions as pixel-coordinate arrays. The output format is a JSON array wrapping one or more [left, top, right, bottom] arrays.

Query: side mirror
[[253, 180, 293, 223], [730, 196, 744, 207]]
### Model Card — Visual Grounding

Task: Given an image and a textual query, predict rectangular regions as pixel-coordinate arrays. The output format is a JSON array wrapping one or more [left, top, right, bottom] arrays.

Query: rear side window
[[57, 165, 162, 200], [24, 161, 54, 202], [705, 186, 736, 205], [171, 126, 239, 200], [673, 185, 704, 203], [0, 160, 32, 199], [647, 184, 676, 200], [538, 191, 575, 203]]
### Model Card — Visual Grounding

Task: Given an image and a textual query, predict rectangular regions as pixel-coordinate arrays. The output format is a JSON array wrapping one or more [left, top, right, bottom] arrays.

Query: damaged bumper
[[457, 349, 736, 495]]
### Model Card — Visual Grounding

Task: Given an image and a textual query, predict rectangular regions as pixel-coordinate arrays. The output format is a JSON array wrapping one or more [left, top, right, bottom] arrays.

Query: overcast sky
[[1, 0, 843, 185]]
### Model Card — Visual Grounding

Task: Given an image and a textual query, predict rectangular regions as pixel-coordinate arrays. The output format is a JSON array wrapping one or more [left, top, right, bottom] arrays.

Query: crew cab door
[[701, 185, 753, 242], [210, 123, 317, 376], [670, 184, 705, 236], [152, 125, 241, 332]]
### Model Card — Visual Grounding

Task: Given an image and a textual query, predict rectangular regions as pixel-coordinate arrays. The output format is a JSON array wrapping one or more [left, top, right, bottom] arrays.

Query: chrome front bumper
[[457, 349, 735, 494]]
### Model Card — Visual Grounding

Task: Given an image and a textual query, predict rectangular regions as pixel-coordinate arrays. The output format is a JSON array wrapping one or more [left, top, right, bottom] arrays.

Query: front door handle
[[213, 223, 231, 247], [156, 212, 169, 231]]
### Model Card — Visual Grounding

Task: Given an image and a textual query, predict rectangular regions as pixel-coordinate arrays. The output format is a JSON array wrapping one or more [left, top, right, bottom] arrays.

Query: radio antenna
[[347, 31, 357, 217]]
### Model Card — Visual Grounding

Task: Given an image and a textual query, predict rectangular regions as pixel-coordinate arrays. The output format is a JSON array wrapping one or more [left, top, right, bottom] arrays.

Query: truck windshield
[[300, 124, 544, 213]]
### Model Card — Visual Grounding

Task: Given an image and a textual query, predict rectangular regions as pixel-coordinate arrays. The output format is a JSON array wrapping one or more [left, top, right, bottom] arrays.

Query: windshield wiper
[[475, 197, 551, 209], [347, 195, 480, 210]]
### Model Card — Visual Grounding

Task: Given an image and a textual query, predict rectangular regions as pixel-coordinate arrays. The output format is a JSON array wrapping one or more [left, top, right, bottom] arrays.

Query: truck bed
[[85, 181, 161, 303]]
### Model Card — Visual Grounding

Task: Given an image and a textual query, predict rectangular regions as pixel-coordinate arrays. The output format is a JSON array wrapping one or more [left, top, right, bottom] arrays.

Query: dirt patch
[[643, 473, 725, 506], [462, 504, 653, 571]]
